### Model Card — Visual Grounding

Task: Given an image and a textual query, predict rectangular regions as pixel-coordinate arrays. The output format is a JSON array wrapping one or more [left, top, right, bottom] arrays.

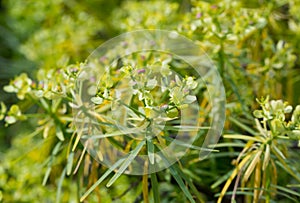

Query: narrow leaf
[[276, 185, 300, 201], [275, 160, 300, 182], [158, 152, 196, 203], [82, 122, 148, 140], [163, 125, 210, 131], [56, 167, 66, 203], [80, 158, 125, 202], [211, 169, 234, 189], [162, 136, 217, 152], [243, 150, 262, 182], [106, 140, 145, 187], [72, 125, 83, 151], [262, 144, 270, 171], [212, 143, 245, 148], [147, 140, 155, 164], [272, 145, 286, 160], [42, 167, 52, 186], [52, 142, 62, 155], [175, 166, 205, 203], [223, 134, 262, 143], [217, 152, 253, 203], [56, 126, 65, 141], [150, 172, 160, 203], [66, 152, 74, 176], [229, 117, 258, 136], [81, 130, 128, 140]]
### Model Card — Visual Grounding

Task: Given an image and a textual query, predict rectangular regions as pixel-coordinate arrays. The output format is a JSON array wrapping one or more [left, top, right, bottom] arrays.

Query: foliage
[[0, 0, 300, 203], [218, 97, 300, 203]]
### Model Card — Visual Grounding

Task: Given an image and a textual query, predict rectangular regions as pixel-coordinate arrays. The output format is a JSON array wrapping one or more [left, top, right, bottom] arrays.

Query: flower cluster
[[254, 96, 300, 140], [90, 52, 199, 121], [1, 64, 82, 126], [0, 103, 26, 126]]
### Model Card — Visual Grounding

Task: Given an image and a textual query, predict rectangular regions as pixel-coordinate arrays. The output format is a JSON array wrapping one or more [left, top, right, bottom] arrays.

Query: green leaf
[[273, 184, 300, 197], [106, 140, 145, 187], [163, 125, 210, 131], [56, 167, 66, 203], [150, 172, 160, 203], [272, 145, 286, 160], [262, 144, 270, 170], [275, 160, 300, 182], [42, 167, 52, 186], [158, 152, 196, 203], [177, 166, 205, 203], [40, 98, 50, 112], [162, 136, 217, 152], [118, 100, 147, 118], [147, 139, 155, 164], [229, 116, 258, 136], [80, 158, 125, 202], [52, 98, 62, 113], [81, 130, 128, 140], [212, 143, 245, 148], [169, 165, 195, 203], [223, 134, 262, 142], [66, 152, 74, 176], [52, 142, 62, 155], [211, 169, 234, 189], [287, 184, 300, 188], [56, 126, 65, 141], [82, 124, 147, 140]]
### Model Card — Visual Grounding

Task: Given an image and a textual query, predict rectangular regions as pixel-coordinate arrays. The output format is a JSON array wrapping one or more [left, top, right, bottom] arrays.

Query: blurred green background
[[1, 0, 300, 202]]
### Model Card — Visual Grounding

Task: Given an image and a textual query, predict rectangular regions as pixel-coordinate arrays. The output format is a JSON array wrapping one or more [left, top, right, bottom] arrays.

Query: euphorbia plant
[[1, 0, 300, 202], [216, 97, 300, 203]]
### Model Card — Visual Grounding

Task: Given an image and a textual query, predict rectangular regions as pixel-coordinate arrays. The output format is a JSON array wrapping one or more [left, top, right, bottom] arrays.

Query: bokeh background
[[1, 0, 300, 202]]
